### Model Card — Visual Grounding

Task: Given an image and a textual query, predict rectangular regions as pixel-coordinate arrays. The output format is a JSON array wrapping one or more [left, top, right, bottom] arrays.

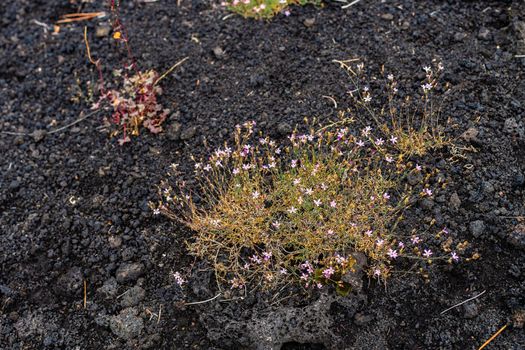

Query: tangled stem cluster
[[156, 64, 472, 292]]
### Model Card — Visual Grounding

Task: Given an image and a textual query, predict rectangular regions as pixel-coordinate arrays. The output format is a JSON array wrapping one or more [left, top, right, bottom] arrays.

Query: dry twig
[[440, 290, 486, 315]]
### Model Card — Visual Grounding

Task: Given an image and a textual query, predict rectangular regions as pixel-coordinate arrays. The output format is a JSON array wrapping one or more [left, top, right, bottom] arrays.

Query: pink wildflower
[[322, 266, 335, 279], [423, 188, 433, 196], [387, 249, 398, 259], [423, 249, 433, 258], [262, 251, 272, 261]]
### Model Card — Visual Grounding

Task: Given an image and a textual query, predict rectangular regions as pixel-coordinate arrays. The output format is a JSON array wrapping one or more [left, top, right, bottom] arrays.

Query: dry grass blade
[[56, 12, 106, 24], [478, 324, 508, 350], [440, 290, 486, 315]]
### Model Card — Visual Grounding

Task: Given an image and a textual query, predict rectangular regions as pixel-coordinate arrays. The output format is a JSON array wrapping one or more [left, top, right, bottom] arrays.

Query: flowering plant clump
[[94, 68, 169, 145], [221, 0, 322, 19], [154, 64, 475, 292], [339, 61, 449, 157], [84, 0, 174, 145]]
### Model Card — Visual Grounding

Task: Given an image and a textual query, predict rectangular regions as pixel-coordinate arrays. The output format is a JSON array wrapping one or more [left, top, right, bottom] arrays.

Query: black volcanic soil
[[1, 0, 524, 349]]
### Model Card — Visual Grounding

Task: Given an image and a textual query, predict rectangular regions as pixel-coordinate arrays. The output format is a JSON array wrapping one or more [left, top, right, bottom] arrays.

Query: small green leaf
[[335, 282, 352, 297]]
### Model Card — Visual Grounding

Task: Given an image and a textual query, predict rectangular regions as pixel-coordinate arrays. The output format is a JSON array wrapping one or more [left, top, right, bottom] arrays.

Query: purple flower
[[451, 252, 459, 262], [387, 249, 398, 259], [173, 272, 186, 286], [423, 188, 433, 196], [262, 251, 272, 261], [423, 249, 433, 258], [322, 267, 335, 279], [411, 236, 421, 244], [250, 254, 262, 264]]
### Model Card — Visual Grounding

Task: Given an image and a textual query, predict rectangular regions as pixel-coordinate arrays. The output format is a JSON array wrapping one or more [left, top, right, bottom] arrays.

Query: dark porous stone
[[469, 220, 485, 238], [277, 122, 292, 136], [167, 121, 182, 141], [116, 263, 144, 283], [109, 308, 144, 340], [303, 18, 316, 27], [507, 225, 525, 250], [55, 267, 83, 295], [120, 286, 146, 307], [180, 126, 197, 140], [463, 303, 479, 319]]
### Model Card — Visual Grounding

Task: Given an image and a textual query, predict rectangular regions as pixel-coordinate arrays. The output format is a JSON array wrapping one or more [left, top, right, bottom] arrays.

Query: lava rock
[[55, 267, 83, 295], [407, 172, 423, 186], [450, 192, 461, 210], [481, 181, 494, 194], [277, 122, 292, 136], [0, 284, 15, 297], [212, 46, 225, 59], [167, 121, 182, 141], [453, 32, 468, 42], [9, 180, 20, 190], [31, 129, 47, 142], [180, 126, 197, 141], [420, 198, 434, 210], [96, 25, 111, 37], [469, 220, 485, 238], [116, 263, 144, 283], [303, 18, 316, 27], [507, 225, 525, 250], [504, 117, 523, 136], [97, 278, 118, 298], [512, 309, 525, 329], [109, 308, 144, 340], [120, 286, 145, 307], [461, 127, 479, 144], [512, 173, 525, 189], [477, 27, 491, 41], [354, 312, 373, 326], [463, 303, 479, 319], [249, 73, 265, 87]]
